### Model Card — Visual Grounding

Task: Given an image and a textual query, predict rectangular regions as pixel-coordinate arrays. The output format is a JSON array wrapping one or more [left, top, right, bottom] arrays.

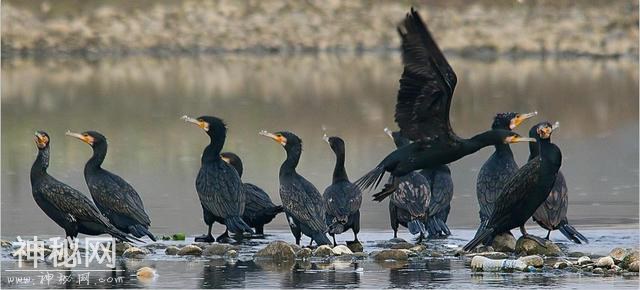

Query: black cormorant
[[463, 122, 561, 251], [260, 130, 331, 246], [182, 115, 253, 242], [421, 165, 453, 238], [31, 131, 136, 242], [220, 152, 284, 236], [66, 130, 156, 241], [356, 9, 535, 200], [321, 134, 362, 246], [529, 127, 588, 244], [386, 130, 430, 242], [475, 112, 537, 238]]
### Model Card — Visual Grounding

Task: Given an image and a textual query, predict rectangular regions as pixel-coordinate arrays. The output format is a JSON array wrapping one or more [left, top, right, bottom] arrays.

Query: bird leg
[[332, 234, 337, 247], [417, 233, 424, 244], [195, 224, 215, 243], [215, 230, 231, 243], [520, 226, 547, 246], [308, 239, 314, 247], [545, 230, 551, 240]]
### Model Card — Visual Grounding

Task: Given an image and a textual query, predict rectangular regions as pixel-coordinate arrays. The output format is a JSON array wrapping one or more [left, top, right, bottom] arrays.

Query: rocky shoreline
[[2, 1, 638, 59]]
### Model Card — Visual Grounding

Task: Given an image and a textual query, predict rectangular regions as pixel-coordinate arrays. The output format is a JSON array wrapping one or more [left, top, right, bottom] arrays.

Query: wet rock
[[290, 244, 302, 253], [164, 246, 179, 255], [592, 267, 604, 274], [177, 245, 203, 256], [568, 251, 586, 258], [388, 238, 407, 244], [585, 265, 594, 272], [611, 265, 622, 273], [352, 252, 368, 259], [609, 248, 628, 262], [475, 245, 494, 253], [116, 242, 132, 255], [430, 252, 444, 258], [621, 250, 639, 269], [491, 233, 516, 252], [255, 241, 296, 261], [203, 244, 238, 256], [466, 252, 509, 259], [313, 245, 333, 257], [346, 241, 363, 253], [122, 247, 148, 258], [628, 261, 639, 272], [554, 261, 570, 269], [372, 249, 409, 261], [518, 255, 544, 267], [136, 267, 156, 279], [409, 245, 427, 253], [515, 236, 562, 256], [596, 256, 615, 268], [225, 249, 238, 258], [332, 245, 353, 256], [391, 242, 415, 250], [577, 256, 592, 265], [296, 248, 312, 259]]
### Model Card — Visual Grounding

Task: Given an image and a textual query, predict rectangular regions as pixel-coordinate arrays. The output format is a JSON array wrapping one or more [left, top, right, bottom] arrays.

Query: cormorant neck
[[332, 149, 348, 183], [31, 147, 50, 178], [494, 142, 513, 155], [280, 145, 301, 176], [86, 142, 107, 171], [528, 141, 540, 161], [202, 134, 225, 164], [465, 131, 498, 154]]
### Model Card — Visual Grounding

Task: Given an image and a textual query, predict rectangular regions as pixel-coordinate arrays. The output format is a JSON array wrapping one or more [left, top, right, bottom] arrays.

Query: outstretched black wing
[[395, 8, 458, 145]]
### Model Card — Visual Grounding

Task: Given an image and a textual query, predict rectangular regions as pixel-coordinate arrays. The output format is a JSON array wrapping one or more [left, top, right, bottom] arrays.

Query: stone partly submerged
[[515, 236, 563, 256], [254, 241, 296, 262], [202, 243, 239, 257], [177, 245, 203, 256], [371, 249, 410, 262], [122, 247, 148, 259], [492, 233, 517, 252]]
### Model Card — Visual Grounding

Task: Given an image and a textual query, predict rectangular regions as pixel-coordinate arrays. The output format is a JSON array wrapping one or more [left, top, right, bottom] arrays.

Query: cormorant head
[[259, 130, 302, 150], [530, 121, 559, 140], [181, 115, 227, 138], [323, 134, 345, 154], [492, 111, 537, 130], [384, 128, 410, 148], [34, 131, 50, 149], [65, 130, 107, 147], [220, 152, 243, 177]]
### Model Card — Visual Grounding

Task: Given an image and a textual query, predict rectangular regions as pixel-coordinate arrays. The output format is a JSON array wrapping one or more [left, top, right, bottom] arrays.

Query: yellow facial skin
[[509, 111, 538, 130], [181, 115, 209, 132], [259, 130, 287, 146], [34, 132, 49, 149], [505, 135, 536, 144], [65, 131, 95, 145]]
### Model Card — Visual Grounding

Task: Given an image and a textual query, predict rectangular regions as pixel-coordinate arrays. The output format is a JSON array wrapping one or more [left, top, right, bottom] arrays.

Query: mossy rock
[[515, 236, 562, 256]]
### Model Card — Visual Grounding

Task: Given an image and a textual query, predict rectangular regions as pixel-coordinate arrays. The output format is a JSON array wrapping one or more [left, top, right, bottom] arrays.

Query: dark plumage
[[464, 122, 562, 251], [356, 9, 534, 200], [421, 165, 453, 238], [66, 130, 155, 241], [322, 135, 362, 246], [30, 131, 137, 243], [220, 152, 284, 236], [182, 115, 253, 243], [529, 127, 588, 244], [386, 130, 430, 242], [260, 130, 331, 246], [475, 112, 536, 238]]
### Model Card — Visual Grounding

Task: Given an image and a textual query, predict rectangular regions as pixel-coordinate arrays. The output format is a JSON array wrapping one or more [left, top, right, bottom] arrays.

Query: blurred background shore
[[2, 0, 638, 59]]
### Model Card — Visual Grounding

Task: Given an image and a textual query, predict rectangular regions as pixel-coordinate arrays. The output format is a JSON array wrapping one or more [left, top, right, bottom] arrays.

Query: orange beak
[[65, 130, 94, 145]]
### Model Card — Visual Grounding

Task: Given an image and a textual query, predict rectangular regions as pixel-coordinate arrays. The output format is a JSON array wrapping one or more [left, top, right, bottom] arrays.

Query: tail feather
[[408, 219, 426, 235], [355, 165, 386, 192], [473, 220, 488, 238], [312, 232, 332, 246], [463, 228, 495, 252], [437, 218, 451, 236], [426, 217, 450, 237], [225, 216, 254, 235], [128, 224, 157, 242], [106, 226, 143, 244], [558, 221, 588, 244]]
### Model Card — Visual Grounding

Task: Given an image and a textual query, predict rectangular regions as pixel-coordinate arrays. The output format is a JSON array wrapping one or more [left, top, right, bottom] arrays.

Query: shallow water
[[1, 228, 639, 289], [1, 55, 639, 288]]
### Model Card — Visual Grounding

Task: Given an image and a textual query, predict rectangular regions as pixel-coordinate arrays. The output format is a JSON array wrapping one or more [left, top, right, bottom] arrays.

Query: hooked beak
[[322, 133, 330, 144], [259, 130, 287, 146], [181, 115, 209, 132], [65, 130, 94, 145], [384, 128, 393, 140], [505, 136, 536, 144], [34, 132, 48, 148], [510, 111, 538, 130]]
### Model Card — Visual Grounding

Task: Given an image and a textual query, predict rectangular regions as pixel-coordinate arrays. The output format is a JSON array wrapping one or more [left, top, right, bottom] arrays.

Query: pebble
[[296, 248, 312, 259], [332, 245, 353, 256], [255, 241, 295, 261], [595, 256, 614, 268], [577, 256, 592, 265], [518, 255, 544, 267], [203, 244, 238, 256], [136, 266, 156, 279], [409, 245, 427, 253], [225, 249, 238, 258], [609, 247, 628, 262], [313, 245, 333, 257], [391, 242, 415, 250], [346, 241, 363, 253], [177, 245, 203, 256], [372, 249, 409, 261], [592, 267, 604, 274], [554, 261, 569, 269], [123, 247, 148, 258], [568, 251, 586, 258], [621, 250, 639, 269], [629, 261, 639, 272], [164, 246, 179, 255], [515, 236, 562, 256]]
